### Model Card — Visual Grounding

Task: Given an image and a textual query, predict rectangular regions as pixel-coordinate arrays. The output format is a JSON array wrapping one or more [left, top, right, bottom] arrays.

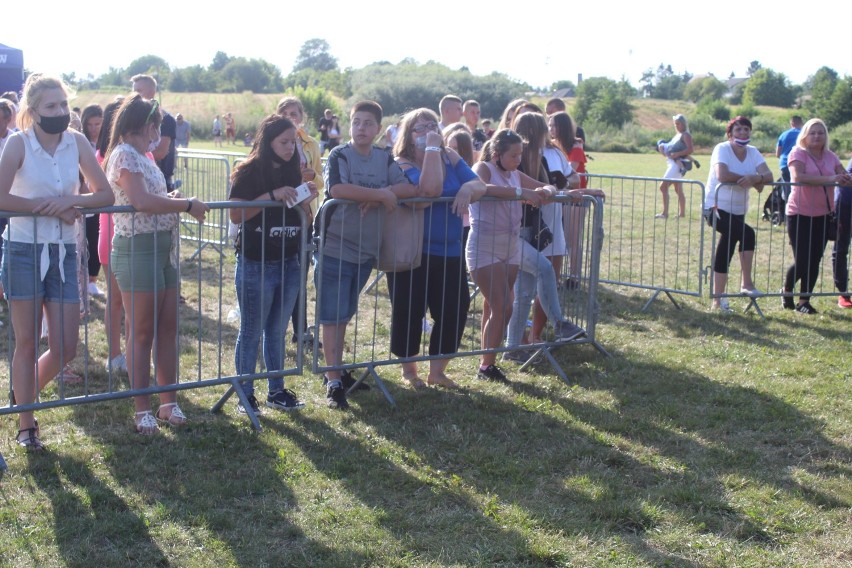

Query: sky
[[2, 1, 848, 91]]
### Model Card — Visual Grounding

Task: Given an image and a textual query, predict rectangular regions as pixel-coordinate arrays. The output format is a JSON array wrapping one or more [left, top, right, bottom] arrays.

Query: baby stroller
[[762, 178, 788, 226]]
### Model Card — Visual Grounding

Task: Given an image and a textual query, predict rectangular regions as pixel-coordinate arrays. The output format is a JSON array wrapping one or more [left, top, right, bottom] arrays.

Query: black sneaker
[[237, 394, 262, 415], [795, 302, 818, 315], [326, 384, 349, 410], [477, 364, 508, 382], [266, 389, 305, 411], [341, 369, 370, 391], [292, 331, 323, 350]]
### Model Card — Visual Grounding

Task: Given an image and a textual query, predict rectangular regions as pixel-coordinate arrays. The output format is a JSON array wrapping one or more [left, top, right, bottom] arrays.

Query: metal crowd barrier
[[0, 203, 308, 434], [584, 173, 707, 311], [709, 181, 851, 316], [311, 194, 608, 407], [174, 151, 233, 259], [0, 195, 607, 436]]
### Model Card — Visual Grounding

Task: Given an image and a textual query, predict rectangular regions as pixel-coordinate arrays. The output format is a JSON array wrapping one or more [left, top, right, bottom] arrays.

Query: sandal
[[16, 426, 44, 452], [402, 373, 427, 390], [57, 365, 82, 385], [156, 402, 188, 427], [427, 374, 460, 390], [134, 411, 159, 435]]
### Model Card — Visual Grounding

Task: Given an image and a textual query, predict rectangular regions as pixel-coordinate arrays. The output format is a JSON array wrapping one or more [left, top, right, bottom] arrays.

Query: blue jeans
[[833, 186, 852, 294], [506, 238, 563, 346], [234, 254, 301, 396]]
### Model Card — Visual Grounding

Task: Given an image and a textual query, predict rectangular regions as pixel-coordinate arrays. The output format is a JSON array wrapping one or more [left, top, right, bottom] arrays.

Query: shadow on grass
[[25, 450, 169, 566], [65, 397, 356, 566]]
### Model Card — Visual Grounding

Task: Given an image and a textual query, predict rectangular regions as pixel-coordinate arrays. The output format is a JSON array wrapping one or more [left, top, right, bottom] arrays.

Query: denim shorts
[[0, 241, 80, 303], [111, 231, 178, 292], [315, 254, 374, 324]]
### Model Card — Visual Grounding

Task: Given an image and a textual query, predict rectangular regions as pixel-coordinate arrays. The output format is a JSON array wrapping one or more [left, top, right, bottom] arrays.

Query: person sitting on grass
[[317, 100, 417, 409]]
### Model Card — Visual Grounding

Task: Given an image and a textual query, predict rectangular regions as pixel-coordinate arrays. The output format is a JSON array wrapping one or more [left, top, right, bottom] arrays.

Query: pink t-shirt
[[469, 160, 522, 236], [786, 147, 842, 217]]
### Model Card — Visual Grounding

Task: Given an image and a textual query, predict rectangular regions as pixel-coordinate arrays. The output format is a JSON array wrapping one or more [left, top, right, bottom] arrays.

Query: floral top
[[106, 143, 180, 265]]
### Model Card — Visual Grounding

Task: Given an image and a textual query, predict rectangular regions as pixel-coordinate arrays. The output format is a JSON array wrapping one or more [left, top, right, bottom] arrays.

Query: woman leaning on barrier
[[104, 94, 209, 435], [228, 114, 318, 414], [702, 115, 772, 313], [782, 118, 852, 314], [0, 74, 114, 451], [469, 129, 550, 383], [388, 108, 485, 390]]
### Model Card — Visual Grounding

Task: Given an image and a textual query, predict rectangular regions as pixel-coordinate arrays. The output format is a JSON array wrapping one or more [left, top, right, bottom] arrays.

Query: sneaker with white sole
[[237, 394, 262, 415], [266, 389, 305, 411]]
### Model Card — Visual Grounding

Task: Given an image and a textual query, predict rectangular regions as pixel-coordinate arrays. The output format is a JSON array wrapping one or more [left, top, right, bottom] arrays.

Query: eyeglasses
[[146, 99, 160, 124], [412, 122, 438, 134]]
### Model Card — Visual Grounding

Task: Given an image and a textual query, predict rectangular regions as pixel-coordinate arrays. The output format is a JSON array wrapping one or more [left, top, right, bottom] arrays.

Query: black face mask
[[38, 113, 71, 135]]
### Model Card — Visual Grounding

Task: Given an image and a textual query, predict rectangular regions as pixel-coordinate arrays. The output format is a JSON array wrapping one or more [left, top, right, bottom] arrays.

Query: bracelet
[[185, 199, 193, 212], [269, 190, 276, 201], [424, 146, 441, 153]]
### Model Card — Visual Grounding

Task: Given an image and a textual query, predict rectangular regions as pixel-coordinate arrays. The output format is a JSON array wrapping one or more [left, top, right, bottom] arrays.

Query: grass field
[[0, 151, 849, 567]]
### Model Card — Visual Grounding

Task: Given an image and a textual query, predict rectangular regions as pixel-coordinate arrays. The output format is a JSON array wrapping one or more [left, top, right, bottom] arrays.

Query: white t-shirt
[[703, 142, 766, 215], [541, 147, 572, 256]]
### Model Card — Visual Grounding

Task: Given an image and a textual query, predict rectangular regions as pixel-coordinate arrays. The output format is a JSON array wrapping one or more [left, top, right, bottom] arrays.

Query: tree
[[639, 64, 690, 100], [574, 77, 635, 127], [747, 60, 762, 76], [219, 58, 283, 93], [293, 39, 338, 73], [683, 76, 727, 103], [742, 68, 795, 107], [210, 51, 232, 72], [823, 76, 852, 128], [126, 55, 170, 84], [805, 66, 839, 119]]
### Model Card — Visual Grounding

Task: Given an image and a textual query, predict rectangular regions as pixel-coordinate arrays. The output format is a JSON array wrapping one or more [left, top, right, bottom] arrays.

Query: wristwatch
[[514, 186, 523, 198]]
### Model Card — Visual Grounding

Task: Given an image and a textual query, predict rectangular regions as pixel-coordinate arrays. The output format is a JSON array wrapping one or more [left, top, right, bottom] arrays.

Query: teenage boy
[[318, 101, 417, 409]]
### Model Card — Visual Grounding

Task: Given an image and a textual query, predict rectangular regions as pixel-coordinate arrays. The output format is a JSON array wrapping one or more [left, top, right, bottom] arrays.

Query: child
[[317, 101, 417, 409]]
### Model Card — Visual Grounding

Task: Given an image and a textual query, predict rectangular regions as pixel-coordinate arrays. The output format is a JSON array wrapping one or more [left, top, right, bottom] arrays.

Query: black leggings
[[386, 254, 470, 358], [707, 209, 755, 274], [785, 214, 829, 301], [85, 215, 101, 278]]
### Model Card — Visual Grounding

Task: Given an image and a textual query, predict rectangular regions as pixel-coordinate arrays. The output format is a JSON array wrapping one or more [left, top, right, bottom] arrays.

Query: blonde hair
[[796, 118, 830, 151], [18, 74, 71, 132]]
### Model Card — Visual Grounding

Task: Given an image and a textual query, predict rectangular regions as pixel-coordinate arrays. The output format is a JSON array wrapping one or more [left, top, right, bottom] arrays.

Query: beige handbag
[[376, 204, 424, 272]]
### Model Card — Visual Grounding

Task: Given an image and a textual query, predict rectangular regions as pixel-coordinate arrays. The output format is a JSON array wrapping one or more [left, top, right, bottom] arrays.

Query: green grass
[[1, 152, 850, 567]]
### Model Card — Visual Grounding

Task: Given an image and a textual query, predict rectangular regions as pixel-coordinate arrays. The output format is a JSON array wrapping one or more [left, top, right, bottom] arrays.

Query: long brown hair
[[513, 112, 549, 183]]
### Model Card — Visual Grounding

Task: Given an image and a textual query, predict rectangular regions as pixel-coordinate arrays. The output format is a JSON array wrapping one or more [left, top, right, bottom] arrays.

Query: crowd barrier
[[311, 195, 607, 407], [708, 181, 851, 315], [584, 173, 707, 310], [0, 194, 606, 434]]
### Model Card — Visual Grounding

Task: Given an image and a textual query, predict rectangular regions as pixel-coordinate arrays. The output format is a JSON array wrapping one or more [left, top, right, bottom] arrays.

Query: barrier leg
[[0, 452, 6, 478], [743, 297, 766, 319], [349, 366, 396, 407], [641, 289, 681, 312], [211, 380, 262, 432], [363, 271, 386, 295]]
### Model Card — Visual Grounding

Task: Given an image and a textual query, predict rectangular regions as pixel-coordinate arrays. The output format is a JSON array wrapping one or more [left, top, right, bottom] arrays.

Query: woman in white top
[[656, 114, 693, 219], [0, 74, 113, 451], [702, 116, 772, 312], [103, 94, 208, 435]]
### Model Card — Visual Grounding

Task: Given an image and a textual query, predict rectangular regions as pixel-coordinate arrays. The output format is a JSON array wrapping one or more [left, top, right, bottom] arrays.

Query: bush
[[697, 98, 730, 122], [750, 115, 785, 140], [734, 104, 758, 119], [830, 121, 852, 155], [688, 114, 726, 139]]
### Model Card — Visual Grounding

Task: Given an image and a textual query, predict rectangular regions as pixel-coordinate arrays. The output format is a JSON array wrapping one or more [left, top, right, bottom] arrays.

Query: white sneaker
[[87, 282, 104, 297], [106, 353, 128, 373]]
